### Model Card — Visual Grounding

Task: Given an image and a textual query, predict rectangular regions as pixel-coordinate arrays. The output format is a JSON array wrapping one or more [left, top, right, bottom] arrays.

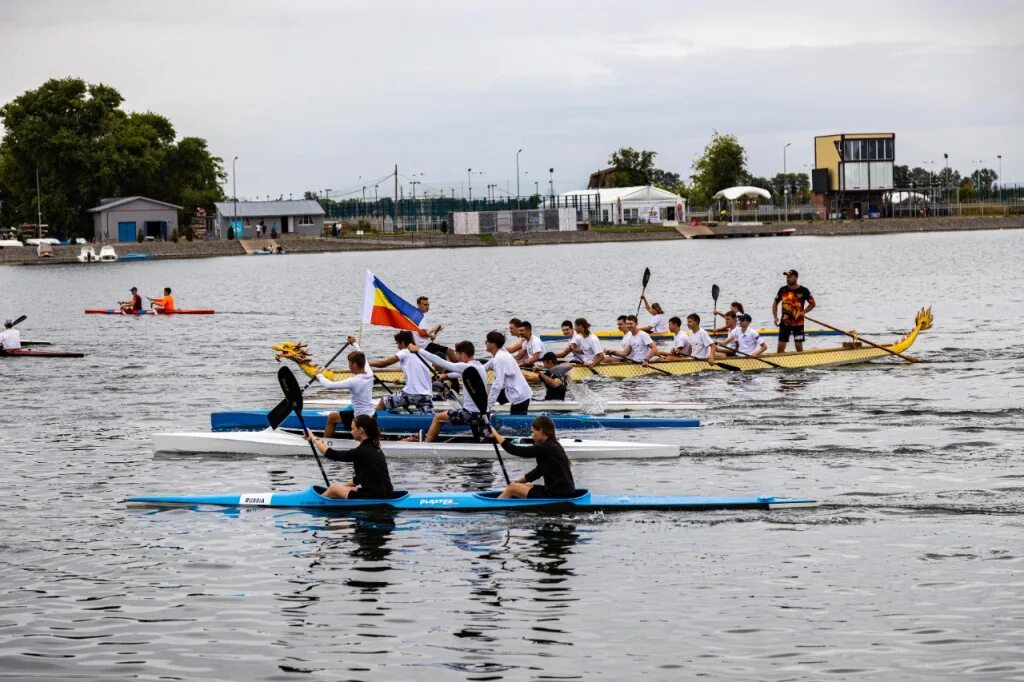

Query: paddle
[[711, 284, 720, 322], [267, 341, 351, 429], [635, 267, 651, 316], [277, 366, 331, 487], [9, 315, 27, 328], [713, 342, 786, 369], [804, 315, 919, 364], [460, 363, 511, 485], [618, 354, 673, 376]]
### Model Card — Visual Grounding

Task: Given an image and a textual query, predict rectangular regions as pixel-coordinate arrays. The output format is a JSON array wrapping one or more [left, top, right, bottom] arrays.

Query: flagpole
[[358, 321, 364, 345]]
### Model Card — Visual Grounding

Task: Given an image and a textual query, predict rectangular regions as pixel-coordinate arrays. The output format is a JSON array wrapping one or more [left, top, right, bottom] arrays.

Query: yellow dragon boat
[[274, 307, 932, 383]]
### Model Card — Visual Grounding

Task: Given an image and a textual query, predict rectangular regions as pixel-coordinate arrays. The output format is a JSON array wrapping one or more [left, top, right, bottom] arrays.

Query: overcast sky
[[2, 0, 1021, 199]]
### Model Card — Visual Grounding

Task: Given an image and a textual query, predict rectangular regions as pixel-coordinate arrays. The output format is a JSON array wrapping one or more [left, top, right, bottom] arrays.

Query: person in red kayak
[[0, 319, 22, 351], [119, 287, 143, 314], [149, 287, 175, 313]]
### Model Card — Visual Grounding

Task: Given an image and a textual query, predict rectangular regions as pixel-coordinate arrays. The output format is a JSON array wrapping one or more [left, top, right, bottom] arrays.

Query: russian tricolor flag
[[361, 269, 424, 332]]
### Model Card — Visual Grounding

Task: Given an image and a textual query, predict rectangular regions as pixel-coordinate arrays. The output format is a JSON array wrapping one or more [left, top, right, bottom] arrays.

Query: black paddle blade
[[267, 397, 293, 429], [641, 267, 651, 288], [11, 315, 27, 327], [461, 365, 489, 414], [711, 284, 720, 303], [716, 361, 742, 372], [277, 366, 303, 414]]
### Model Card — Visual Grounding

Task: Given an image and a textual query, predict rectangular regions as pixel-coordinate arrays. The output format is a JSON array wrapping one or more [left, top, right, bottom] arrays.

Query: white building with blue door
[[89, 196, 182, 242], [212, 199, 325, 239]]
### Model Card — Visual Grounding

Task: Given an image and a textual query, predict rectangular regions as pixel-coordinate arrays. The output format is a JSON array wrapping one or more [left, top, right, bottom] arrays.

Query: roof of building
[[213, 199, 325, 218], [88, 196, 183, 212], [558, 185, 684, 203], [713, 186, 772, 201]]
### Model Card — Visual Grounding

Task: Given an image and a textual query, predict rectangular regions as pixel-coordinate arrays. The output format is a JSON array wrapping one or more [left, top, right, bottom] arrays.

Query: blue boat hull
[[210, 410, 700, 433], [127, 485, 816, 512]]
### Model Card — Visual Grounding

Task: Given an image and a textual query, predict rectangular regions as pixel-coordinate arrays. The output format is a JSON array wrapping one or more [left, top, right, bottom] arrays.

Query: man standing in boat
[[413, 296, 445, 356], [483, 330, 532, 415], [772, 270, 815, 353]]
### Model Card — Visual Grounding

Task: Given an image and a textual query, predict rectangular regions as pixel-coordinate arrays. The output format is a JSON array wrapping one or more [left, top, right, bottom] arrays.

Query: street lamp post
[[324, 189, 332, 219], [467, 168, 472, 201], [783, 142, 791, 222], [232, 156, 238, 238], [516, 148, 522, 201], [411, 180, 420, 200], [548, 168, 555, 200], [997, 154, 1003, 199]]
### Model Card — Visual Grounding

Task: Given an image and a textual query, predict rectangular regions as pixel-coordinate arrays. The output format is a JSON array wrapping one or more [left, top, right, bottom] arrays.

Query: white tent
[[713, 186, 772, 202], [888, 191, 932, 204], [553, 185, 685, 224]]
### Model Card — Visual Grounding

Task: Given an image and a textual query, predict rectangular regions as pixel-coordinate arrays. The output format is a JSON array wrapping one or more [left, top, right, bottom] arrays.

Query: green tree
[[690, 132, 748, 205], [0, 77, 225, 238], [605, 147, 686, 196]]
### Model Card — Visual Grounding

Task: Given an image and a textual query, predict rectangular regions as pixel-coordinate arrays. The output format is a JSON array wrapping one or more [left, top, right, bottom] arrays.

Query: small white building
[[213, 199, 325, 239], [551, 186, 685, 224]]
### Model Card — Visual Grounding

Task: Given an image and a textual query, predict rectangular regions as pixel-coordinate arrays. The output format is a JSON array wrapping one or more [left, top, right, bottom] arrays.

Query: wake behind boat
[[152, 429, 681, 459], [209, 409, 701, 433], [127, 485, 817, 512]]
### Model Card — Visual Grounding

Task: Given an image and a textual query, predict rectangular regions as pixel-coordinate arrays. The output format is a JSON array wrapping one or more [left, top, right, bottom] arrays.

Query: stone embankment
[[2, 215, 1021, 266]]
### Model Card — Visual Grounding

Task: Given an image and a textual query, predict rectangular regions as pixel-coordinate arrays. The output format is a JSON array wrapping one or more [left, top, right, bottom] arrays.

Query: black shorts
[[335, 409, 376, 431], [778, 323, 805, 343], [527, 485, 576, 499]]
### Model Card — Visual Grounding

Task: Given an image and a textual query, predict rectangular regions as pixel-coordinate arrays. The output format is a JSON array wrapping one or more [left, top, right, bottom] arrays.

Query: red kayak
[[1, 348, 85, 358], [84, 309, 215, 315]]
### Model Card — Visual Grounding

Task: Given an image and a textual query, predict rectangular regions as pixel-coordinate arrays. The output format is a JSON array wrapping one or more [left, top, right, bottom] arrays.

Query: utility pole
[[324, 188, 332, 218], [783, 142, 791, 223], [516, 148, 522, 198], [232, 156, 238, 237], [35, 166, 42, 238], [394, 164, 398, 230]]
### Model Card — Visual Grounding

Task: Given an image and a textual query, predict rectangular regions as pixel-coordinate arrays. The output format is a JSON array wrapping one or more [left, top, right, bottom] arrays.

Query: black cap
[[738, 313, 752, 323], [783, 269, 798, 277], [130, 286, 138, 291]]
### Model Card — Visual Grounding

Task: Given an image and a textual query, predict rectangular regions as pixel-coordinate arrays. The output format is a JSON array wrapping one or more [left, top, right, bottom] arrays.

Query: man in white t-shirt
[[515, 320, 545, 367], [553, 320, 582, 363], [716, 311, 740, 356], [409, 339, 488, 442], [556, 317, 606, 367], [640, 295, 670, 334], [369, 330, 434, 413], [609, 315, 657, 365], [656, 316, 691, 359], [723, 313, 768, 357], [0, 319, 22, 351], [315, 337, 376, 436], [483, 330, 532, 414], [685, 313, 715, 361]]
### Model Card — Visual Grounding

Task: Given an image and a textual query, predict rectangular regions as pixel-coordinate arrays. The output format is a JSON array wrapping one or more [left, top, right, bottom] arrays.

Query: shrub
[[184, 226, 194, 241], [137, 229, 144, 243], [270, 228, 278, 239], [170, 229, 180, 243], [227, 227, 235, 240]]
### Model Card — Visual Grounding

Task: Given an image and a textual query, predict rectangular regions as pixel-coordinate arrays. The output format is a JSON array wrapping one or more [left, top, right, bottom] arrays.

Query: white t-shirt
[[574, 334, 604, 363], [414, 316, 434, 346], [688, 329, 713, 360], [731, 326, 764, 355], [720, 325, 739, 350], [396, 348, 433, 396], [484, 348, 532, 409], [0, 328, 21, 350], [317, 369, 375, 416], [649, 314, 669, 333], [418, 350, 484, 413], [671, 330, 691, 355], [519, 335, 544, 362], [626, 330, 654, 362]]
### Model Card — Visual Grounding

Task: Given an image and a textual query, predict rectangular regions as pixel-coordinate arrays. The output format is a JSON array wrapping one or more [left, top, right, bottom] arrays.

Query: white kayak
[[152, 429, 681, 460], [302, 398, 707, 413]]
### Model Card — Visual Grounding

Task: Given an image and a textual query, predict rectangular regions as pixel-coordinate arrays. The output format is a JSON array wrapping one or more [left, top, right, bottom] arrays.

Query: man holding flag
[[362, 269, 436, 413]]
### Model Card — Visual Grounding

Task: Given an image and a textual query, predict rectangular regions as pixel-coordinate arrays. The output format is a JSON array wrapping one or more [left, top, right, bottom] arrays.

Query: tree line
[[0, 78, 225, 238]]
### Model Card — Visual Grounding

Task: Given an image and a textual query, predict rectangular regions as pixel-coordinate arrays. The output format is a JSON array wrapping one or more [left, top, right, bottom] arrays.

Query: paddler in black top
[[533, 352, 572, 401], [305, 414, 394, 499], [490, 415, 576, 499]]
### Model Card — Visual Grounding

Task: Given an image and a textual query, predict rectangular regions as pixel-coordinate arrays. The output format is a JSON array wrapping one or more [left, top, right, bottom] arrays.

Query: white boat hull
[[152, 430, 681, 459], [302, 398, 707, 413]]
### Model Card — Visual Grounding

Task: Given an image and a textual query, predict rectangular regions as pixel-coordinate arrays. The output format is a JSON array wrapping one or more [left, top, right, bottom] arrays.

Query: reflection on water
[[2, 231, 1023, 678]]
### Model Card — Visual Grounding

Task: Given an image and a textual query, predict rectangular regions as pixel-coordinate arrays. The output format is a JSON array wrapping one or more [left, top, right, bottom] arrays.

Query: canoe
[[85, 309, 215, 315], [280, 307, 932, 383], [153, 429, 680, 459], [209, 409, 701, 433], [539, 327, 842, 342], [127, 485, 817, 512], [303, 398, 708, 413], [0, 348, 85, 358]]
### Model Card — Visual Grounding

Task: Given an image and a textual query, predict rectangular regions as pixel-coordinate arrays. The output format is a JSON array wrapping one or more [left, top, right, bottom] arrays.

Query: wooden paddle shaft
[[713, 342, 786, 369], [803, 315, 919, 363]]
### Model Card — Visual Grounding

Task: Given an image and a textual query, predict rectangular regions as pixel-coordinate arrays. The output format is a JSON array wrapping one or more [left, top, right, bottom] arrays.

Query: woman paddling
[[304, 414, 394, 499], [489, 415, 576, 499]]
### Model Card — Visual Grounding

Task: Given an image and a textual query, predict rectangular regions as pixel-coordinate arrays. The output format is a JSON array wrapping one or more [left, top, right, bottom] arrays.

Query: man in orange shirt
[[149, 287, 176, 313]]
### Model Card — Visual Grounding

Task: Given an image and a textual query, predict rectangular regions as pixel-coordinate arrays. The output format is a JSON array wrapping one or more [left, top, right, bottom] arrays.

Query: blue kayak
[[210, 410, 700, 434], [127, 485, 816, 512]]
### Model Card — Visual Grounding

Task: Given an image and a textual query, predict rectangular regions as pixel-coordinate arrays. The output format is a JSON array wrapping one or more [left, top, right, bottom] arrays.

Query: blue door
[[117, 221, 137, 242]]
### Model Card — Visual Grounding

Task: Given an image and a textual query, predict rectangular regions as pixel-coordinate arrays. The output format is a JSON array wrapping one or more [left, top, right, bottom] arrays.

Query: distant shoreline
[[2, 215, 1021, 266]]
